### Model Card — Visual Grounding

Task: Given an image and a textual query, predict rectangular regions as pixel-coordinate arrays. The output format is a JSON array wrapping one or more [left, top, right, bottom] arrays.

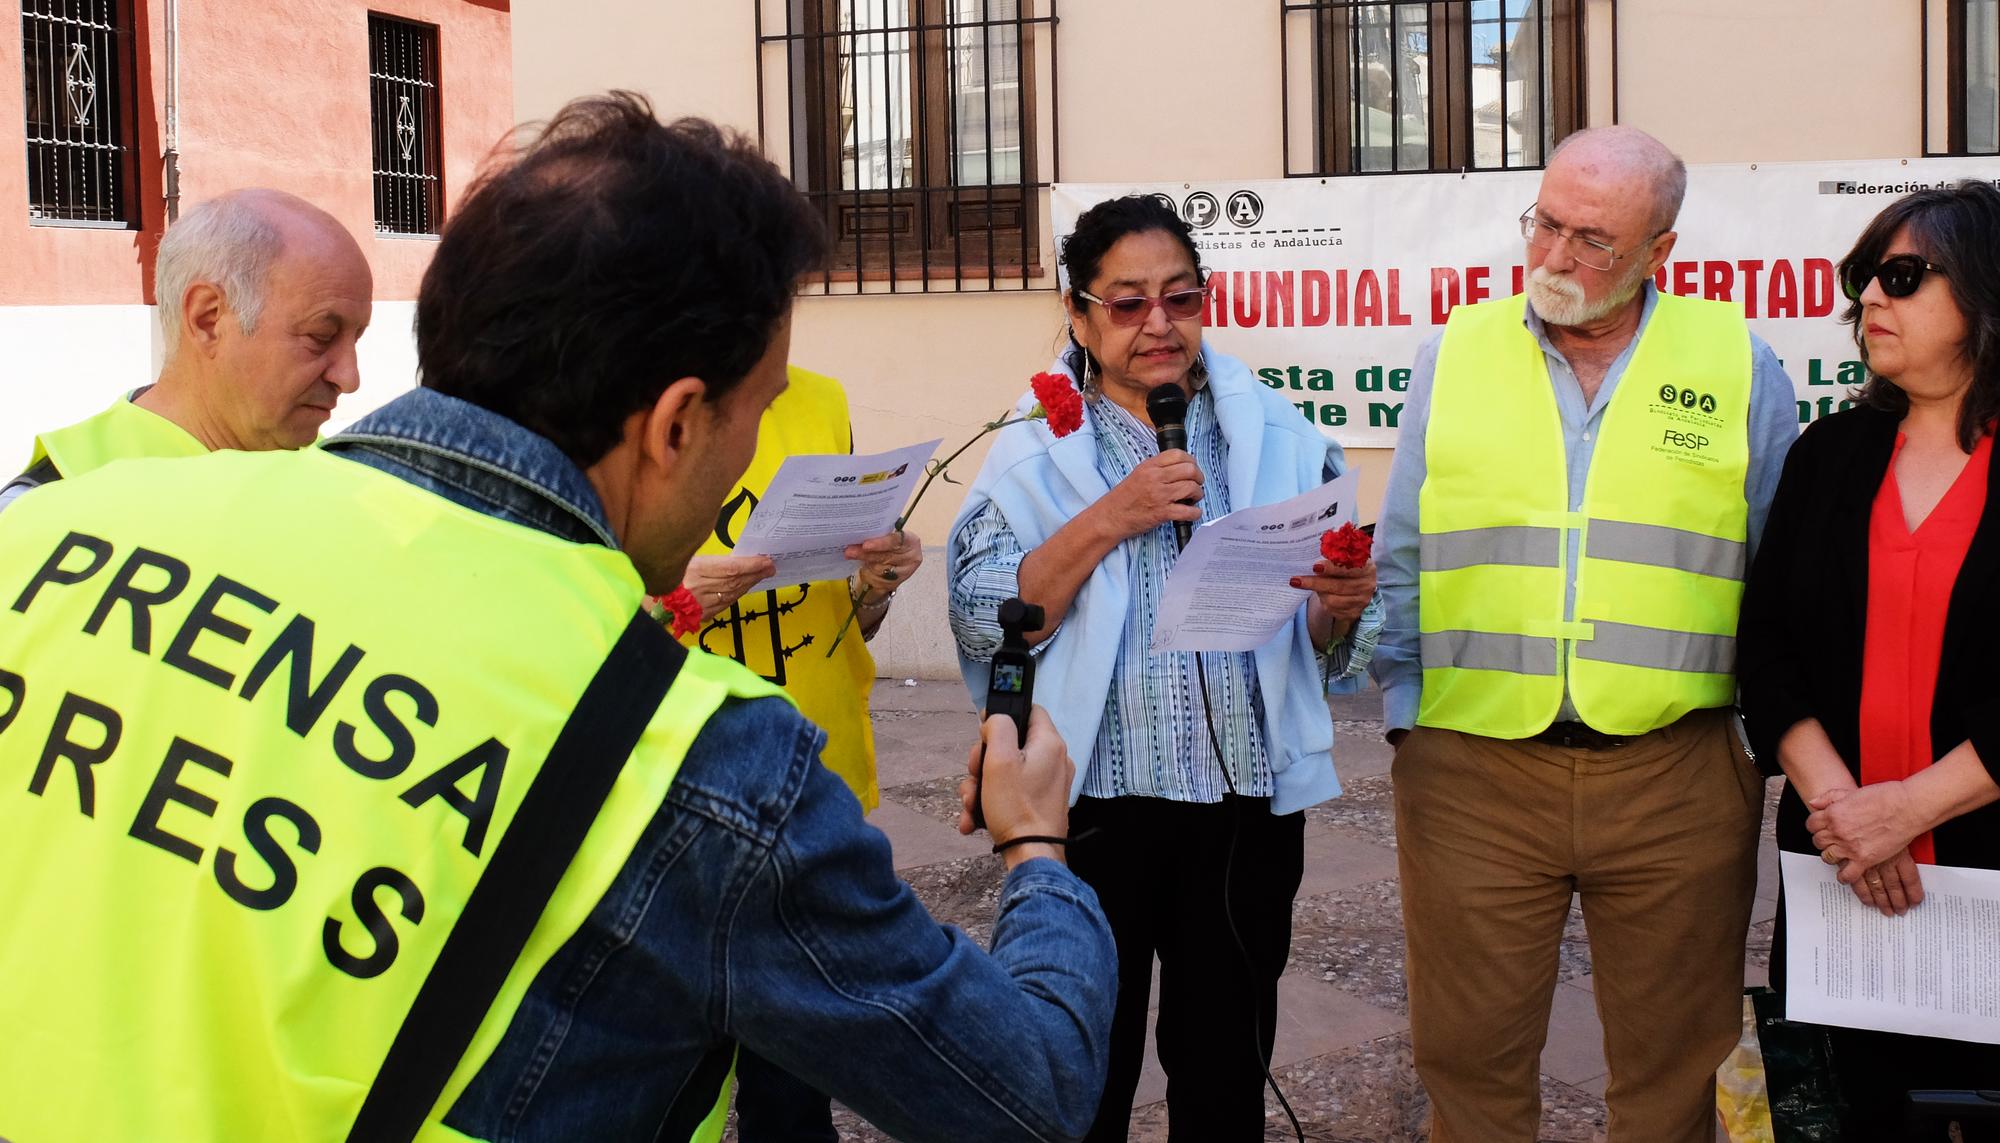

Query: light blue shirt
[[949, 350, 1380, 813], [953, 384, 1383, 803], [1369, 283, 1800, 734]]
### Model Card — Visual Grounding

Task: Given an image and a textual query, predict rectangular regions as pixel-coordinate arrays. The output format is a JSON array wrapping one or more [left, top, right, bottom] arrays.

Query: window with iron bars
[[21, 0, 138, 226], [1927, 0, 2000, 154], [758, 0, 1058, 292], [1282, 0, 1584, 177], [369, 13, 443, 236]]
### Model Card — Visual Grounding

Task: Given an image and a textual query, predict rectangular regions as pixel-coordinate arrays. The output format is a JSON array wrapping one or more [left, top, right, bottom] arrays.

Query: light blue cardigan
[[948, 349, 1349, 815]]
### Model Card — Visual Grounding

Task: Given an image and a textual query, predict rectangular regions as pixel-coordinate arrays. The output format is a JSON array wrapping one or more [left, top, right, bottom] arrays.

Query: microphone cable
[[1147, 378, 1303, 1140], [1194, 642, 1307, 1143]]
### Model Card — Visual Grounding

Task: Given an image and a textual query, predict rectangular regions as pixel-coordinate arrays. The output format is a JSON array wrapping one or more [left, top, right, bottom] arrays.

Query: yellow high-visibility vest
[[0, 447, 781, 1141], [27, 391, 207, 477], [687, 366, 880, 811], [1417, 292, 1753, 738]]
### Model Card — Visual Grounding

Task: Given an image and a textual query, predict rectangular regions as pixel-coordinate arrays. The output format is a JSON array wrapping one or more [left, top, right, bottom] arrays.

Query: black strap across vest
[[348, 609, 688, 1141]]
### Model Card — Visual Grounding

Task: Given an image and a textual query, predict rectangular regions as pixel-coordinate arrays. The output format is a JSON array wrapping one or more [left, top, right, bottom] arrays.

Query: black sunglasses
[[1842, 253, 1948, 301]]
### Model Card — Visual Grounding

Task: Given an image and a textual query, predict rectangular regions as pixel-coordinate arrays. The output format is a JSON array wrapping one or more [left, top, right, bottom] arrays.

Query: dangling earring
[[1070, 334, 1097, 394]]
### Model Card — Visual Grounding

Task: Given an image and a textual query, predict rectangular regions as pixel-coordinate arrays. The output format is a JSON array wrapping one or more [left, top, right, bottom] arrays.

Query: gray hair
[[155, 190, 290, 354], [1549, 126, 1688, 238]]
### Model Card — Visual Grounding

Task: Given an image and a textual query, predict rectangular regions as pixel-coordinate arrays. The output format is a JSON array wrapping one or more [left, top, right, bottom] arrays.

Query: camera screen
[[992, 663, 1025, 693]]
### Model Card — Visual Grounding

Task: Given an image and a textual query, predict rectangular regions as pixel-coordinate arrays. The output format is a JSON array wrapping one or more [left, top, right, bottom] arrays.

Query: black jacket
[[1738, 405, 2000, 865]]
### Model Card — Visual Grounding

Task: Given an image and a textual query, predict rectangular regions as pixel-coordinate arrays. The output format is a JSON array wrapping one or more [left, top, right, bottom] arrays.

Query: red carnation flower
[[652, 585, 703, 638], [830, 369, 1081, 655], [1029, 371, 1084, 438], [1320, 522, 1372, 569]]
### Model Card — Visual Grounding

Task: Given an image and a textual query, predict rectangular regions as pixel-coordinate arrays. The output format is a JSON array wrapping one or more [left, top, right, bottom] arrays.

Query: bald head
[[157, 189, 367, 356], [1546, 127, 1687, 239], [145, 189, 373, 451]]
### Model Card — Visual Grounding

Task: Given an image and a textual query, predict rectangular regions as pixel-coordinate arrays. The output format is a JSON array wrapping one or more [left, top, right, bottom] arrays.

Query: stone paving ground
[[747, 679, 1783, 1143]]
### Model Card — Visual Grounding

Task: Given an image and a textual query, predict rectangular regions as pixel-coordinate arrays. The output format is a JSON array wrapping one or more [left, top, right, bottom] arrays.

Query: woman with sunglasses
[[946, 194, 1380, 1140], [1740, 180, 2000, 1138]]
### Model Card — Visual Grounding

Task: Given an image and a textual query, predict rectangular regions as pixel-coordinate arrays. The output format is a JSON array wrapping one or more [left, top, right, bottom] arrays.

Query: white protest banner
[[1055, 159, 2000, 448]]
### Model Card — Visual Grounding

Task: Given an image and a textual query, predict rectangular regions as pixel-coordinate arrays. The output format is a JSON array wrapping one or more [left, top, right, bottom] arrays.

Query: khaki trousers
[[1393, 710, 1763, 1143]]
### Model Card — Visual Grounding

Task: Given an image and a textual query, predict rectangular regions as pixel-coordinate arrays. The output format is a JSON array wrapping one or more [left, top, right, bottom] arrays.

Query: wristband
[[991, 834, 1069, 854], [849, 573, 895, 612]]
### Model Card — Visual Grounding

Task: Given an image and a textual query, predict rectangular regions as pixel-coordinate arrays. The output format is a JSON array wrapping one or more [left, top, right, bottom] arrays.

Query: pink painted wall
[[0, 0, 511, 306], [0, 0, 166, 305]]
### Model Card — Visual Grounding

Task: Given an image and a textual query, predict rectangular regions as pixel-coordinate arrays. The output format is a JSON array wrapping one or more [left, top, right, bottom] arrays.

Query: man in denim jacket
[[0, 94, 1113, 1142]]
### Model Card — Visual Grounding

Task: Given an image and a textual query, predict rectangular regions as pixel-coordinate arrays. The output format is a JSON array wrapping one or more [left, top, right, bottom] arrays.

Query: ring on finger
[[1821, 850, 1840, 866]]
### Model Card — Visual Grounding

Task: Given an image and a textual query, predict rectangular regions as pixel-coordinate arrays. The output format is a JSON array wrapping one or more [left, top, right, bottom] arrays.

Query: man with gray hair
[[0, 188, 371, 511], [1371, 126, 1797, 1140]]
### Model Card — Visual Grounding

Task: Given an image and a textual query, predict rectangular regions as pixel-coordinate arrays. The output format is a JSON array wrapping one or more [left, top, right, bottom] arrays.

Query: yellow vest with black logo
[[0, 447, 779, 1141], [29, 392, 207, 476], [688, 366, 880, 811], [1417, 292, 1753, 738]]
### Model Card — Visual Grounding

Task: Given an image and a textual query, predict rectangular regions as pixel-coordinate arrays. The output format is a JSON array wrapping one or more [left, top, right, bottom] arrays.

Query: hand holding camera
[[958, 599, 1072, 864]]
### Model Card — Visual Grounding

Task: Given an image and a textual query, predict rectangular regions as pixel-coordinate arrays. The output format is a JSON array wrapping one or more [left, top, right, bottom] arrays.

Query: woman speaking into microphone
[[947, 194, 1381, 1141]]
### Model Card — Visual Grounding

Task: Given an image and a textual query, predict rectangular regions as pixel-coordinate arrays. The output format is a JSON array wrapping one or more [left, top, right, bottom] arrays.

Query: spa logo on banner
[[1054, 158, 2000, 449]]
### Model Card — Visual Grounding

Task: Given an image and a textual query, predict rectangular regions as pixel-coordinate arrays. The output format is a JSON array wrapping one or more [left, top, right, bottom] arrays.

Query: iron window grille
[[1925, 0, 2000, 155], [369, 12, 443, 235], [21, 0, 138, 226], [757, 0, 1060, 293], [1281, 0, 1585, 177]]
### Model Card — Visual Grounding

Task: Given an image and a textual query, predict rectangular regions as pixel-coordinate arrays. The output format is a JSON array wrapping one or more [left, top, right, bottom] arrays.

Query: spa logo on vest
[[1646, 386, 1730, 467], [1651, 383, 1730, 436], [1657, 384, 1718, 414]]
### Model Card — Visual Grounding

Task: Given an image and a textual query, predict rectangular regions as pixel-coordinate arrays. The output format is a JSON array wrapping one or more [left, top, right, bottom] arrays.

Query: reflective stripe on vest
[[1576, 620, 1737, 675], [1416, 292, 1753, 738], [1584, 519, 1745, 581], [1420, 525, 1562, 572], [29, 392, 207, 478], [0, 448, 785, 1141], [1420, 629, 1561, 676]]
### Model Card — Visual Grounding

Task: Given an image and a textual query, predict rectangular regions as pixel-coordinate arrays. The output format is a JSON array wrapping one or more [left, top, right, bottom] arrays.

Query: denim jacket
[[324, 389, 1116, 1142]]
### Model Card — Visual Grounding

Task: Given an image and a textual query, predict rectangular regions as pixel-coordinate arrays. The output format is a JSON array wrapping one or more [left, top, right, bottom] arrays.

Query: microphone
[[1146, 383, 1194, 550]]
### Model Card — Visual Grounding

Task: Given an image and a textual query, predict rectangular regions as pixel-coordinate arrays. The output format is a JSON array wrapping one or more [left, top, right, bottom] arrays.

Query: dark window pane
[[1296, 0, 1579, 178], [1968, 0, 1999, 154], [368, 13, 443, 235], [769, 0, 1047, 284], [22, 0, 134, 223]]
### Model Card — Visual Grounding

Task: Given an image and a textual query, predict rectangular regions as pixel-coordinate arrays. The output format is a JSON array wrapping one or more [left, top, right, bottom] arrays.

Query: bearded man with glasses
[[1369, 126, 1800, 1142]]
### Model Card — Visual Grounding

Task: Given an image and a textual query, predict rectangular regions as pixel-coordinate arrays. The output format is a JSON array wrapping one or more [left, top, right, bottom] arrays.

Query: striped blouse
[[950, 384, 1381, 803]]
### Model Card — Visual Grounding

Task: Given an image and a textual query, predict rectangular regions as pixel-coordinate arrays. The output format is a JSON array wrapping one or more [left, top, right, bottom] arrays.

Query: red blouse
[[1858, 431, 1994, 864]]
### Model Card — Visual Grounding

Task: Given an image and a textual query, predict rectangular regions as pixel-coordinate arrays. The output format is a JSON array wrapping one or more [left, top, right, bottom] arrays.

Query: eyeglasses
[[1518, 206, 1642, 272], [1074, 286, 1209, 326], [1841, 254, 1948, 301]]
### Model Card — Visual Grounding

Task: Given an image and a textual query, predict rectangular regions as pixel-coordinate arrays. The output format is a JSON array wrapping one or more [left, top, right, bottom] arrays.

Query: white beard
[[1526, 264, 1646, 328]]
